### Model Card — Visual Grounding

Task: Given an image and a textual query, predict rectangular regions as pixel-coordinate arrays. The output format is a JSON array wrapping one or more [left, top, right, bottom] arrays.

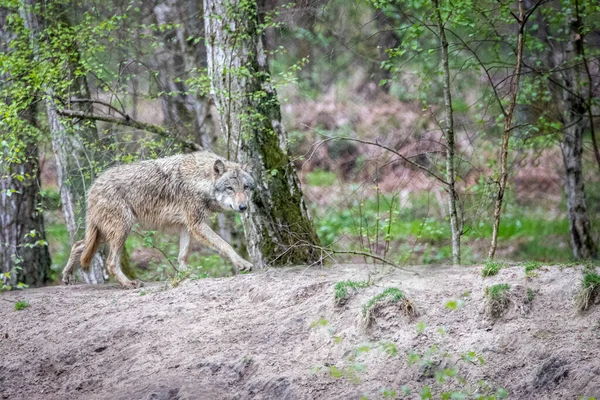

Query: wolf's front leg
[[178, 228, 191, 271], [189, 222, 253, 272]]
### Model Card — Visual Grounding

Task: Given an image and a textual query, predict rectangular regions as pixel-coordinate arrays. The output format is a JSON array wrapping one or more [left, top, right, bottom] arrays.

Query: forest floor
[[1, 263, 599, 400]]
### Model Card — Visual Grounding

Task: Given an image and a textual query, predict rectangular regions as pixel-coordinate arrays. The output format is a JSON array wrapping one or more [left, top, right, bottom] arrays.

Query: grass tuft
[[362, 288, 418, 328], [482, 261, 505, 277], [334, 280, 370, 306], [523, 261, 542, 275], [484, 283, 511, 318], [575, 272, 600, 311], [14, 300, 29, 311]]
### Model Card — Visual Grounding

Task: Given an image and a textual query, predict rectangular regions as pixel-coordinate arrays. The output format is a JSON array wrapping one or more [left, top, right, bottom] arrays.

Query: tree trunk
[[432, 0, 461, 265], [0, 141, 52, 288], [0, 6, 51, 287], [204, 0, 321, 268], [560, 3, 597, 259], [152, 0, 216, 150], [488, 1, 525, 260], [20, 0, 108, 283]]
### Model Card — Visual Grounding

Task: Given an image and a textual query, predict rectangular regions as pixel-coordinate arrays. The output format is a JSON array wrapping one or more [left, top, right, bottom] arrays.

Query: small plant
[[482, 260, 505, 277], [524, 261, 542, 277], [575, 272, 600, 311], [526, 288, 536, 304], [334, 280, 370, 306], [484, 283, 511, 318], [14, 300, 29, 311], [169, 269, 191, 288], [362, 287, 418, 328], [310, 317, 329, 328], [405, 340, 508, 399], [445, 299, 464, 311]]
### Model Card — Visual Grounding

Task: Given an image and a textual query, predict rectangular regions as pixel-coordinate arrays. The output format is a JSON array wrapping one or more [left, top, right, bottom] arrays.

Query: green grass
[[486, 283, 511, 299], [482, 261, 505, 277], [523, 261, 542, 272], [484, 284, 511, 318], [306, 169, 337, 187], [523, 261, 543, 277], [575, 272, 600, 311], [362, 288, 417, 327], [334, 280, 370, 306], [362, 287, 405, 315], [46, 222, 71, 280], [14, 300, 29, 311], [311, 191, 573, 265]]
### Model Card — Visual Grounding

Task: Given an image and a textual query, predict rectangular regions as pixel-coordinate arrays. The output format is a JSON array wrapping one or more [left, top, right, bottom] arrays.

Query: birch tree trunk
[[204, 0, 321, 268], [433, 0, 461, 265], [21, 0, 108, 283]]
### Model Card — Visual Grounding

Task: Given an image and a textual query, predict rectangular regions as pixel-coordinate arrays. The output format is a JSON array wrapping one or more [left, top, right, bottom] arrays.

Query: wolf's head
[[212, 159, 254, 213]]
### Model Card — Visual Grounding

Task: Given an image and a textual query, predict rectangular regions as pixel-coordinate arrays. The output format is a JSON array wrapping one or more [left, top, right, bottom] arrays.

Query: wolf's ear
[[213, 159, 226, 179]]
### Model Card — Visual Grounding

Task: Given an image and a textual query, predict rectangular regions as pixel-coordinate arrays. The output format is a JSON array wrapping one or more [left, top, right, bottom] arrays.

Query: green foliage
[[306, 169, 337, 187], [482, 261, 505, 277], [445, 299, 464, 311], [404, 334, 508, 399], [14, 300, 29, 311], [334, 280, 370, 306], [312, 190, 573, 265]]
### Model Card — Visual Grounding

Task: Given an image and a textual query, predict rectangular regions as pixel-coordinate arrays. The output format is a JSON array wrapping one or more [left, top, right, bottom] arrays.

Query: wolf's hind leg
[[62, 240, 85, 285], [106, 234, 142, 289]]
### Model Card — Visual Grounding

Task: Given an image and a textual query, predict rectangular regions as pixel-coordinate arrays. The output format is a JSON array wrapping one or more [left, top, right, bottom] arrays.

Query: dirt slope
[[1, 264, 599, 400]]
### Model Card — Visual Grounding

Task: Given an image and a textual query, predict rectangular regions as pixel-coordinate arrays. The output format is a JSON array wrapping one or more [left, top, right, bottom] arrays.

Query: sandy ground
[[1, 264, 599, 400]]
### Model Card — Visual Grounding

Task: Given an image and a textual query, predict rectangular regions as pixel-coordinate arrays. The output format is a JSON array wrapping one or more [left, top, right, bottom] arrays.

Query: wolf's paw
[[62, 274, 76, 285], [122, 279, 144, 289], [236, 259, 254, 273]]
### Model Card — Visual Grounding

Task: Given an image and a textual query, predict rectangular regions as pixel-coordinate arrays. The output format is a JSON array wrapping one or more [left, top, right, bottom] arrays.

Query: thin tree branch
[[332, 136, 450, 187], [56, 109, 203, 151]]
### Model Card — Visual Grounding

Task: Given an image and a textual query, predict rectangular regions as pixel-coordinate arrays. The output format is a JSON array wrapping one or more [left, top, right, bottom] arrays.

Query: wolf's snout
[[238, 204, 248, 212]]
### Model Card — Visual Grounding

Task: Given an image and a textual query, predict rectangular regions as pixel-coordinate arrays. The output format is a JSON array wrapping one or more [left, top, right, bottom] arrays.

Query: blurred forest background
[[1, 0, 599, 288]]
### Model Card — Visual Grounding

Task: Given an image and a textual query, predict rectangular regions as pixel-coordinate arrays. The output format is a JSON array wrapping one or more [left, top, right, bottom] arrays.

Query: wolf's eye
[[226, 187, 234, 192], [244, 184, 251, 190]]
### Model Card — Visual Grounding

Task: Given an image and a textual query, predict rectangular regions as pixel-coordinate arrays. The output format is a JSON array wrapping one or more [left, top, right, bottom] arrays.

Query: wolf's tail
[[80, 225, 102, 269]]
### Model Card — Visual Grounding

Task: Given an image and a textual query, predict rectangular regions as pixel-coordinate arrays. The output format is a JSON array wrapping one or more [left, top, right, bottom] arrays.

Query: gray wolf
[[62, 151, 255, 288]]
